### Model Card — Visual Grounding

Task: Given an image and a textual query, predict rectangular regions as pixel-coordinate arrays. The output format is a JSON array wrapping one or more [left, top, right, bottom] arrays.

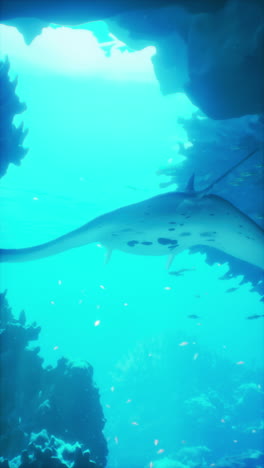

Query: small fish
[[240, 172, 253, 177], [230, 145, 242, 151], [225, 287, 238, 293], [125, 185, 140, 191], [187, 314, 200, 319], [169, 268, 196, 276], [156, 164, 178, 176], [246, 314, 264, 320]]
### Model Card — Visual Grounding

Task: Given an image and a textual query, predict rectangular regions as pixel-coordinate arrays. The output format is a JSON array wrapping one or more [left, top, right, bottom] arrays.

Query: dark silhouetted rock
[[0, 1, 227, 24], [0, 292, 107, 467], [0, 58, 28, 178], [186, 0, 264, 119], [107, 0, 264, 119], [1, 1, 262, 119]]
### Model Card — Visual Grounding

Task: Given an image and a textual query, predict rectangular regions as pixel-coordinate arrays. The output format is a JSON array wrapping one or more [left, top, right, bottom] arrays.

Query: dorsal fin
[[197, 149, 258, 197], [186, 173, 195, 192]]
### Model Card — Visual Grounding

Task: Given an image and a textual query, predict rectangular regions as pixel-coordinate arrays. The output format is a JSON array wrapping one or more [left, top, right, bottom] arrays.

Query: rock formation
[[0, 59, 28, 178], [0, 291, 108, 467], [1, 0, 263, 119]]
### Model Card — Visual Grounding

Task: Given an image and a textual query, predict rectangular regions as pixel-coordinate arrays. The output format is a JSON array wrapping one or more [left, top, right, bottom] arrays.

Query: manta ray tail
[[198, 149, 258, 196], [0, 222, 98, 263]]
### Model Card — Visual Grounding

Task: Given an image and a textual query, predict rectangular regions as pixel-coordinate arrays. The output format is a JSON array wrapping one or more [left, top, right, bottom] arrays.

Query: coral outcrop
[[0, 59, 28, 178], [0, 292, 107, 467]]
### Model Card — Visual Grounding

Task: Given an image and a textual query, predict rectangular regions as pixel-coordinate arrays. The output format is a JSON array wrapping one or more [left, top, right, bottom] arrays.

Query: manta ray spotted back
[[1, 150, 263, 270]]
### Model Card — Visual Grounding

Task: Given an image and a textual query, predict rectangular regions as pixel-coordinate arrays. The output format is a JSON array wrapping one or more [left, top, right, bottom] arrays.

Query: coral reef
[[0, 59, 28, 178], [0, 430, 101, 468], [150, 450, 264, 468], [213, 450, 264, 468], [0, 292, 107, 467], [107, 335, 264, 467], [160, 111, 264, 209]]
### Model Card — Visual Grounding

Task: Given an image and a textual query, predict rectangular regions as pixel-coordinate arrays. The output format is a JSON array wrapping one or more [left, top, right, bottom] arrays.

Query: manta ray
[[1, 150, 263, 270]]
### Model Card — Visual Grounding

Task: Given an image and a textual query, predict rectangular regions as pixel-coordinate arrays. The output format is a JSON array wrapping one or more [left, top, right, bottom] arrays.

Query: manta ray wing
[[0, 190, 263, 270]]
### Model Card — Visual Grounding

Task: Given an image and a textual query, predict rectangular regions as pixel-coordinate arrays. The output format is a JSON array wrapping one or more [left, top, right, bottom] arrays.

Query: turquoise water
[[0, 22, 263, 468]]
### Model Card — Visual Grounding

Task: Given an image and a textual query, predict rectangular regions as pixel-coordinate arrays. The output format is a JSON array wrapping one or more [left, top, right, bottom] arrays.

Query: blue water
[[0, 22, 263, 468]]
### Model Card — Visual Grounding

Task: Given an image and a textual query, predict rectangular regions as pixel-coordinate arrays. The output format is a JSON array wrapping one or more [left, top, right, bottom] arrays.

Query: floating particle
[[154, 440, 159, 446], [100, 284, 105, 289], [252, 429, 257, 433], [50, 301, 55, 305], [149, 463, 154, 468], [58, 280, 62, 285], [53, 346, 59, 351], [105, 404, 111, 409], [220, 419, 225, 423], [78, 299, 83, 304], [131, 421, 139, 426], [164, 286, 172, 290], [193, 353, 199, 360], [126, 399, 132, 404], [236, 361, 245, 365], [96, 305, 101, 309], [157, 449, 165, 454], [110, 386, 115, 392], [114, 436, 119, 445], [32, 196, 39, 201], [233, 440, 238, 443], [94, 320, 100, 327], [123, 303, 129, 306], [181, 440, 186, 444], [179, 341, 189, 346], [96, 243, 103, 248]]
